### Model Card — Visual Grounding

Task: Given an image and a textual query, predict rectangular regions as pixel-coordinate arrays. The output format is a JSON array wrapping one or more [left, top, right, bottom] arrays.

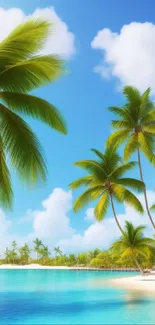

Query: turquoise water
[[0, 270, 154, 324]]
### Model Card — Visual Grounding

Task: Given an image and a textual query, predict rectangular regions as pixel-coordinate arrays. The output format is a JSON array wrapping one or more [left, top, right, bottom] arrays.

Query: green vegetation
[[0, 19, 67, 209], [2, 232, 155, 271]]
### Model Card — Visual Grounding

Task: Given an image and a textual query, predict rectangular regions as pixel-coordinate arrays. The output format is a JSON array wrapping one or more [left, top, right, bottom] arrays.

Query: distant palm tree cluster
[[2, 230, 155, 274]]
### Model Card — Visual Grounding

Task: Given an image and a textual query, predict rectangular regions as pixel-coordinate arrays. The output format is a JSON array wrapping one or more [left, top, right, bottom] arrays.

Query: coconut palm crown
[[0, 19, 67, 209], [111, 221, 155, 274], [70, 147, 144, 234], [107, 86, 155, 228]]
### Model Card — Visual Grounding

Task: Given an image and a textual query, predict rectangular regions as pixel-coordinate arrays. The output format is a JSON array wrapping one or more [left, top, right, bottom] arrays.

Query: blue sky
[[0, 0, 155, 253]]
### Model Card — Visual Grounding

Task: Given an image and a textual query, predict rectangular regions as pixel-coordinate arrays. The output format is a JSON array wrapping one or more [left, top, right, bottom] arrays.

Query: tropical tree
[[33, 238, 43, 259], [70, 147, 144, 234], [19, 243, 31, 264], [111, 221, 155, 275], [0, 19, 67, 209], [54, 246, 62, 257], [39, 245, 50, 258], [107, 86, 155, 228]]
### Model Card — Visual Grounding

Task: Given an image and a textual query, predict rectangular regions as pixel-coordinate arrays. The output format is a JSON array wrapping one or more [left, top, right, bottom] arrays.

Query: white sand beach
[[0, 264, 104, 270], [111, 273, 155, 293]]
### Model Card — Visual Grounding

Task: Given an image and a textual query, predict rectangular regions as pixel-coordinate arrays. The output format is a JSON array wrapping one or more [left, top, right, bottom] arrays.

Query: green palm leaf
[[0, 55, 64, 92], [0, 19, 51, 67], [111, 161, 137, 178], [0, 103, 47, 184], [124, 135, 138, 161], [69, 176, 93, 189], [123, 188, 144, 213], [116, 178, 145, 192], [106, 129, 131, 148], [94, 191, 110, 221], [0, 92, 67, 134], [0, 136, 13, 208], [73, 186, 104, 212], [138, 132, 154, 161]]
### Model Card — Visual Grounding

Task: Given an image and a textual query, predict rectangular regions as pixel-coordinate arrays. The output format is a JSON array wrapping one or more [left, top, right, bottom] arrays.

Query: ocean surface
[[0, 269, 154, 324]]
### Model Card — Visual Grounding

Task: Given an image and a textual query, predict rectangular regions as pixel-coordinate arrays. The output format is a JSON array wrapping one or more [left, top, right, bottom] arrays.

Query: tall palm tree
[[54, 246, 62, 256], [70, 147, 144, 234], [111, 221, 154, 275], [107, 86, 155, 228], [0, 19, 67, 209], [33, 238, 43, 260]]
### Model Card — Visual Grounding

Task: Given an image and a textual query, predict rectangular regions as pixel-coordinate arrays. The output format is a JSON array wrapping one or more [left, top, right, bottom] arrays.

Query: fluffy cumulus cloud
[[0, 7, 76, 59], [91, 22, 155, 94], [0, 188, 155, 255]]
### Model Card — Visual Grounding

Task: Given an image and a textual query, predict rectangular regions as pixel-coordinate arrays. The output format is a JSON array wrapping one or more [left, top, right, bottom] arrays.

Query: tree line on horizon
[[0, 19, 155, 275]]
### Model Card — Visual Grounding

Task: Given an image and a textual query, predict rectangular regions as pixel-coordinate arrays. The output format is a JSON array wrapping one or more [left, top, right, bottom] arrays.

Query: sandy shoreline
[[0, 264, 138, 270], [111, 274, 155, 293]]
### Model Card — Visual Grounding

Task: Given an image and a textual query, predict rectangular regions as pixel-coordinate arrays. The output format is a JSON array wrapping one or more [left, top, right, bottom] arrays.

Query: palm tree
[[54, 246, 62, 256], [107, 86, 155, 228], [40, 245, 50, 258], [0, 19, 67, 209], [111, 221, 154, 275], [70, 147, 144, 234], [33, 238, 43, 260]]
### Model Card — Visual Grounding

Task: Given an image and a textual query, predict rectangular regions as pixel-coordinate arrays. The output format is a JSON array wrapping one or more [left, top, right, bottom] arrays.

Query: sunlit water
[[0, 270, 154, 324]]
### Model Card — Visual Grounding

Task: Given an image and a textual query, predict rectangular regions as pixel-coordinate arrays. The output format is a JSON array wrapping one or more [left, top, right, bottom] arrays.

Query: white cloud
[[0, 7, 76, 59], [32, 188, 74, 241], [91, 22, 155, 94], [84, 208, 95, 222]]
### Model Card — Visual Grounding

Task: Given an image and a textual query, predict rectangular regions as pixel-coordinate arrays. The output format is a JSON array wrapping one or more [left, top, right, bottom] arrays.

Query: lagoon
[[0, 270, 154, 324]]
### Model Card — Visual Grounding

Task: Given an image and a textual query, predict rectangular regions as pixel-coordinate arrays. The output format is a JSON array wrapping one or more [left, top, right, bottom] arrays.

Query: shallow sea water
[[0, 270, 154, 324]]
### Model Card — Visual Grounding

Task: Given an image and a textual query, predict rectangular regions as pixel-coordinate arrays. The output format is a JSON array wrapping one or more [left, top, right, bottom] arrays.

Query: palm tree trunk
[[132, 253, 144, 275], [110, 194, 125, 235], [137, 147, 155, 229]]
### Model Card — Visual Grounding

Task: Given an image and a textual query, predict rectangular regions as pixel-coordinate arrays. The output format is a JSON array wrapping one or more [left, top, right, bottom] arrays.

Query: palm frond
[[139, 87, 152, 117], [111, 184, 126, 203], [0, 19, 52, 67], [94, 191, 110, 221], [0, 103, 47, 184], [111, 120, 131, 129], [0, 55, 64, 92], [138, 132, 155, 161], [115, 178, 145, 192], [0, 136, 13, 209], [73, 186, 104, 212], [123, 189, 144, 214], [111, 161, 137, 178], [150, 204, 155, 212], [109, 106, 136, 127], [0, 92, 67, 134], [74, 160, 107, 180], [69, 176, 93, 189], [106, 129, 130, 148], [141, 110, 155, 124], [143, 123, 155, 134], [124, 135, 138, 161], [123, 86, 141, 107]]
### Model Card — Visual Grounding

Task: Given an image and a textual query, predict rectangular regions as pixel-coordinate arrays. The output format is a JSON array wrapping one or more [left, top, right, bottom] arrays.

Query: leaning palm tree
[[0, 19, 67, 209], [111, 221, 154, 275], [107, 86, 155, 228], [54, 246, 62, 257], [70, 147, 144, 234]]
